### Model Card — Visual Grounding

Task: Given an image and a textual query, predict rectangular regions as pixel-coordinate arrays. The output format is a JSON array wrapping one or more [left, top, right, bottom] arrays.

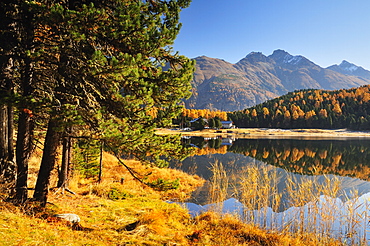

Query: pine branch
[[103, 142, 148, 185]]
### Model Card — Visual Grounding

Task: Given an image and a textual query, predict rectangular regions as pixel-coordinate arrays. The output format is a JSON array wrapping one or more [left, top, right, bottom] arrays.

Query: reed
[[208, 160, 229, 213], [207, 159, 368, 245]]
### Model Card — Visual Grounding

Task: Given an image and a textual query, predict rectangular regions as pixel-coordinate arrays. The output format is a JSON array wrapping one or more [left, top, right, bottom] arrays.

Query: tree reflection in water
[[171, 137, 370, 244]]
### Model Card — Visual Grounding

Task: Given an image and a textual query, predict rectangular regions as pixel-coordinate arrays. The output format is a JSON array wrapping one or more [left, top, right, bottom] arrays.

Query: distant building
[[189, 118, 200, 123], [221, 138, 234, 145], [189, 117, 208, 124], [221, 121, 234, 129]]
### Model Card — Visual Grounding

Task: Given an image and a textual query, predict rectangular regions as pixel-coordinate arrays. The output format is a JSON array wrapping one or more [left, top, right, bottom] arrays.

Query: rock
[[53, 213, 81, 223]]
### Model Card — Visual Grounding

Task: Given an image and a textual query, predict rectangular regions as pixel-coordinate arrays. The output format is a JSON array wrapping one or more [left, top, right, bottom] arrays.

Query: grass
[[208, 161, 370, 245], [0, 151, 345, 245]]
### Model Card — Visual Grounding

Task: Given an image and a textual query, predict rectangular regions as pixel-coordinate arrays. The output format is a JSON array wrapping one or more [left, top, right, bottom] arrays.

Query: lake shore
[[156, 128, 370, 139]]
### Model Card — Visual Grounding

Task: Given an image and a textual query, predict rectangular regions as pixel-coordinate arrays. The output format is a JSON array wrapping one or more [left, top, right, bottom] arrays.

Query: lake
[[170, 136, 370, 244]]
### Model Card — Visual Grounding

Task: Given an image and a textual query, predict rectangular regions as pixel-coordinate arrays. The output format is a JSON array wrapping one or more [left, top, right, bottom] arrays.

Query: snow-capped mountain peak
[[327, 60, 370, 80], [283, 54, 302, 65], [268, 49, 307, 66], [339, 60, 359, 72]]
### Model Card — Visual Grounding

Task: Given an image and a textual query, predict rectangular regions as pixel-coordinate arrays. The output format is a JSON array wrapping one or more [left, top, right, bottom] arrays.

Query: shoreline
[[156, 128, 370, 139]]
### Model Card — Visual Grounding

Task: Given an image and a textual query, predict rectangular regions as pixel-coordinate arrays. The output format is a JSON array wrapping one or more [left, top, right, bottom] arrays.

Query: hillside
[[185, 50, 370, 111], [228, 85, 370, 130]]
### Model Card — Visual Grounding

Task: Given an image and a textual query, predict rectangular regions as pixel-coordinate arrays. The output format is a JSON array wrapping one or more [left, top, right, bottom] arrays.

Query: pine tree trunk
[[15, 55, 35, 203], [33, 117, 62, 206], [0, 35, 11, 174], [98, 141, 103, 183], [15, 111, 33, 203], [14, 1, 37, 203], [0, 105, 9, 171], [0, 54, 16, 193], [7, 104, 14, 161], [58, 128, 72, 189]]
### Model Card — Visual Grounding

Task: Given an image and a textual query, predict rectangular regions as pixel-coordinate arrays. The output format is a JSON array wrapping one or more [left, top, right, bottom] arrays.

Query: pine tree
[[0, 0, 17, 191], [215, 117, 222, 129], [208, 118, 215, 129], [0, 0, 194, 205], [0, 0, 44, 202], [31, 0, 194, 205]]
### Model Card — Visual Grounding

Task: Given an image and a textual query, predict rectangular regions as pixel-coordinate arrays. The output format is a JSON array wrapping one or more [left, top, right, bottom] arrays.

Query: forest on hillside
[[228, 85, 370, 130]]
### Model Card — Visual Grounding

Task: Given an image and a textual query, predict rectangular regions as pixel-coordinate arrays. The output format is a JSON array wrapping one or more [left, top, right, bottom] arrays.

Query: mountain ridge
[[184, 50, 370, 111], [327, 60, 370, 80]]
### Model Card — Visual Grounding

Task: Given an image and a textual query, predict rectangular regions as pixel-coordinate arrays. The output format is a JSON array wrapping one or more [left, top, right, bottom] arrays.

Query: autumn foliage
[[229, 85, 370, 130], [181, 108, 228, 121], [228, 138, 370, 181]]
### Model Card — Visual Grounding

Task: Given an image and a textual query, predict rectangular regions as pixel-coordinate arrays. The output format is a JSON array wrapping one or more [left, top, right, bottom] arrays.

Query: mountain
[[184, 50, 370, 111], [327, 60, 370, 80]]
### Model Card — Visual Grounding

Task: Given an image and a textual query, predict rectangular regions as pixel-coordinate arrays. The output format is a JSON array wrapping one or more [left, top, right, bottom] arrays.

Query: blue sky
[[173, 0, 370, 70]]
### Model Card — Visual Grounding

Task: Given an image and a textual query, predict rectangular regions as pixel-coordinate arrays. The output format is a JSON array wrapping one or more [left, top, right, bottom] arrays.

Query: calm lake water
[[170, 136, 370, 244]]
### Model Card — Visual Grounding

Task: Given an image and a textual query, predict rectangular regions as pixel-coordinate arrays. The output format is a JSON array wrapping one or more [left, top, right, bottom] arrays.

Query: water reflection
[[180, 195, 370, 245], [170, 136, 370, 243], [230, 138, 370, 180], [178, 137, 370, 181]]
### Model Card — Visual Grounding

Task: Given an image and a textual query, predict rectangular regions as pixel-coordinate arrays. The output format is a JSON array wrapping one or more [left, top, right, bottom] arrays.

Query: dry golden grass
[[0, 199, 342, 246], [0, 152, 203, 245], [191, 212, 341, 246], [0, 151, 344, 246], [80, 152, 205, 201]]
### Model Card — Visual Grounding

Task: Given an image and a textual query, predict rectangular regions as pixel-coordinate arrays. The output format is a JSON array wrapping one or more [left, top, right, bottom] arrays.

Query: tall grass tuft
[[208, 160, 229, 213], [207, 160, 369, 245]]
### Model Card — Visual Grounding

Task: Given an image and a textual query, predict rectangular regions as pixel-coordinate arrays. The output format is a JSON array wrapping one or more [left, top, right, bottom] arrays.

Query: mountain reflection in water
[[170, 136, 370, 244], [170, 137, 370, 210]]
